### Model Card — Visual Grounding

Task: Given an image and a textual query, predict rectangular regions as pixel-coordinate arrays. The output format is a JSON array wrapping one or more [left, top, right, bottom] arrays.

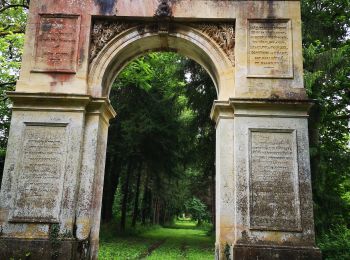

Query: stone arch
[[88, 22, 235, 100], [0, 1, 321, 259]]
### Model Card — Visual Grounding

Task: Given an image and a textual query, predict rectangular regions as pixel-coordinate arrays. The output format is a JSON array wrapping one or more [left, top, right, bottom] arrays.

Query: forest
[[0, 1, 349, 259]]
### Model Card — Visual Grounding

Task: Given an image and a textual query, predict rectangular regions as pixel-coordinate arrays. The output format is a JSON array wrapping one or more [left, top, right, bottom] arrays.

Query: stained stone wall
[[0, 1, 321, 259]]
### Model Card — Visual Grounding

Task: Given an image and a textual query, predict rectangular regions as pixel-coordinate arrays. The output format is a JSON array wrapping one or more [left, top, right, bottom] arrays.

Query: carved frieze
[[192, 23, 235, 65], [90, 20, 235, 66], [90, 20, 136, 62]]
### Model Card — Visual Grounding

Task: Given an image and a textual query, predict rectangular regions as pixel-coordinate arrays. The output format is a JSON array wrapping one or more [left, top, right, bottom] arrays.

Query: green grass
[[99, 220, 215, 259]]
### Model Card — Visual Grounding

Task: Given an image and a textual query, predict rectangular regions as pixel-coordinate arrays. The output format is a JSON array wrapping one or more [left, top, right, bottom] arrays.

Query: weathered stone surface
[[248, 20, 293, 78], [233, 244, 322, 260], [0, 1, 320, 259], [33, 15, 80, 73], [10, 124, 67, 223], [250, 130, 301, 231], [0, 238, 89, 260]]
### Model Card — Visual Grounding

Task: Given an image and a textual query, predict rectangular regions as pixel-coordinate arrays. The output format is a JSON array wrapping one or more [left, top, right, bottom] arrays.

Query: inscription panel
[[10, 124, 67, 223], [33, 15, 80, 73], [249, 130, 301, 231], [248, 20, 293, 78]]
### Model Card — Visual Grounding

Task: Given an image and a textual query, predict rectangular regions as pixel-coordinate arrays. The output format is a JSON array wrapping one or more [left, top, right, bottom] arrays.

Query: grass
[[99, 220, 215, 259]]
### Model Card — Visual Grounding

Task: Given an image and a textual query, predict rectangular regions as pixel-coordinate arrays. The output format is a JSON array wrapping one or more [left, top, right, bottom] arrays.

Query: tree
[[0, 0, 28, 186], [302, 1, 350, 258], [185, 197, 210, 225]]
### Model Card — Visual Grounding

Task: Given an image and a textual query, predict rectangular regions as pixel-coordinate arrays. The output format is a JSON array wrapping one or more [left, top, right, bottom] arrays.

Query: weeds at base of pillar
[[224, 243, 232, 260], [49, 224, 60, 259]]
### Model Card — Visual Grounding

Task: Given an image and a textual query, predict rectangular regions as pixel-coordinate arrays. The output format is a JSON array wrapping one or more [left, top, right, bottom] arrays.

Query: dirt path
[[180, 242, 189, 258], [138, 238, 167, 259]]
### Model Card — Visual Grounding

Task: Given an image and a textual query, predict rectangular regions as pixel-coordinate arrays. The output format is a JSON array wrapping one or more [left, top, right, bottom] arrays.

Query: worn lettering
[[33, 15, 80, 73], [250, 131, 301, 231], [248, 21, 293, 78], [10, 124, 67, 223]]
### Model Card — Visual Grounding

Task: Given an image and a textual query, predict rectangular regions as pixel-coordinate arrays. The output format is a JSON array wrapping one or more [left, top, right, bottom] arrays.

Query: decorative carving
[[89, 20, 236, 66], [193, 23, 235, 65], [90, 20, 136, 62], [155, 0, 172, 17]]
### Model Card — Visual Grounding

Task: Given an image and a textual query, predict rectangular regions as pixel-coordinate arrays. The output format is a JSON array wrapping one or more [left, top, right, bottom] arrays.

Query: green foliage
[[49, 223, 61, 259], [301, 0, 350, 47], [0, 1, 28, 159], [302, 1, 350, 257], [99, 220, 214, 259], [103, 52, 215, 229], [224, 243, 231, 260], [185, 197, 210, 224], [317, 225, 350, 260], [302, 7, 350, 236]]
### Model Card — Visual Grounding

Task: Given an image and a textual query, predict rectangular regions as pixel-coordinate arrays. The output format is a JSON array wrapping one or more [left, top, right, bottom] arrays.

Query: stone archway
[[0, 1, 321, 259], [85, 18, 236, 258], [88, 21, 235, 98]]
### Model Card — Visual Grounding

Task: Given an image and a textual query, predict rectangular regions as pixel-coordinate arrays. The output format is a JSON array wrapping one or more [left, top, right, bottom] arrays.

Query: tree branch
[[0, 4, 29, 14], [0, 29, 25, 37], [0, 82, 16, 87]]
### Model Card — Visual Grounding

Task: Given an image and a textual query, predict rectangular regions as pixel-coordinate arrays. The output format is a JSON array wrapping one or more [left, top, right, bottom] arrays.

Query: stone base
[[0, 238, 89, 260], [233, 245, 322, 260]]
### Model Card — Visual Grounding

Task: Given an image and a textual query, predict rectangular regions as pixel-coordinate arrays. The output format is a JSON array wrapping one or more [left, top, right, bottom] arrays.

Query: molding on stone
[[89, 20, 235, 66], [6, 92, 116, 122], [210, 100, 234, 124], [192, 22, 235, 65], [210, 98, 313, 123], [229, 98, 313, 117], [7, 92, 91, 112], [86, 98, 117, 124]]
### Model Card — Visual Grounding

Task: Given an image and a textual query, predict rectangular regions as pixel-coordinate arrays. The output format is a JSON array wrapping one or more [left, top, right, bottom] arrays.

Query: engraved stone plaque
[[248, 20, 293, 78], [10, 124, 67, 223], [249, 130, 301, 231], [33, 15, 80, 73]]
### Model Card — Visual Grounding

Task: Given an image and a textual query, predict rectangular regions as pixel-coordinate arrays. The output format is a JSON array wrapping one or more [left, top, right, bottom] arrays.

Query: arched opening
[[88, 22, 235, 258], [99, 51, 217, 259], [88, 23, 235, 100]]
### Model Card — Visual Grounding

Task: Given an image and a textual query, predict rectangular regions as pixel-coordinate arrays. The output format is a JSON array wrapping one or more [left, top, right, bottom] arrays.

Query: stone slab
[[33, 14, 80, 73], [0, 238, 88, 260], [249, 129, 301, 231], [247, 20, 293, 78], [9, 123, 68, 223], [233, 245, 322, 260]]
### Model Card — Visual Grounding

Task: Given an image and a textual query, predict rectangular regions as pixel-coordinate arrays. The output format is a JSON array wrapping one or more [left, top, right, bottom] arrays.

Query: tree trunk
[[101, 155, 120, 223], [120, 160, 133, 231], [152, 197, 158, 225], [141, 172, 150, 225], [308, 102, 322, 232], [131, 162, 143, 227], [211, 166, 216, 230]]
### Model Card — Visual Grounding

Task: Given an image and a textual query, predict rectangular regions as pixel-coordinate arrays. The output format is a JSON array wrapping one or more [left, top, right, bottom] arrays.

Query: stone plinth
[[0, 93, 115, 259], [211, 99, 321, 259]]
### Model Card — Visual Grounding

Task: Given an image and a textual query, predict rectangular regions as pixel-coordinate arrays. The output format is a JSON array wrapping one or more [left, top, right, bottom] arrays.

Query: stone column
[[212, 99, 322, 259], [75, 99, 116, 259], [0, 92, 115, 259], [211, 101, 235, 259]]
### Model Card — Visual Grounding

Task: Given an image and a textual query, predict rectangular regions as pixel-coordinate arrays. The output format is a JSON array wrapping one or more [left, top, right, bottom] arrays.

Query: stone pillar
[[211, 101, 235, 259], [75, 99, 116, 259], [0, 92, 115, 259], [212, 99, 322, 260]]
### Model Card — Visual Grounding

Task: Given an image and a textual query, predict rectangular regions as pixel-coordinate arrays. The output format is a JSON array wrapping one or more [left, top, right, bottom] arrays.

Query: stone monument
[[0, 0, 321, 259]]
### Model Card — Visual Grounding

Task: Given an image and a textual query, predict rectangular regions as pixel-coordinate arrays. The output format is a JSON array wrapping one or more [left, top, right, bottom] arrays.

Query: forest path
[[99, 220, 214, 259]]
